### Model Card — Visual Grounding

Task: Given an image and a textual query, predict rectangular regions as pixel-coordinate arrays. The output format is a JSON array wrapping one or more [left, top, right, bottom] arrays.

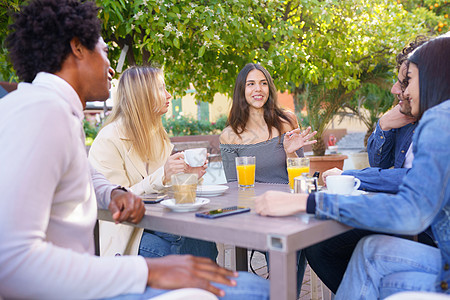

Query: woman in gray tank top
[[220, 63, 317, 184], [219, 63, 317, 297]]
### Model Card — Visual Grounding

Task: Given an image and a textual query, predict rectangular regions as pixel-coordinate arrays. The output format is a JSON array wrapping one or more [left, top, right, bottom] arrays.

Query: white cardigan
[[0, 73, 147, 299], [89, 121, 172, 256]]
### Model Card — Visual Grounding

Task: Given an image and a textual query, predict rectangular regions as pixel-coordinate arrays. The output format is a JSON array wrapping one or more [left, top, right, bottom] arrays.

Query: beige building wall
[[328, 114, 368, 133], [166, 92, 231, 122], [210, 93, 231, 121]]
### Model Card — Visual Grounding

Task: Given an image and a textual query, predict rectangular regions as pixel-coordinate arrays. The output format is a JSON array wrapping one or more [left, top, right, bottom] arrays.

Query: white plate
[[196, 185, 229, 197], [160, 198, 210, 212]]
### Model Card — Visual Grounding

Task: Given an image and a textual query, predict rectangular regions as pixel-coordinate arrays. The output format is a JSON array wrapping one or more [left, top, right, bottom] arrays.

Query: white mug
[[326, 175, 361, 195], [184, 148, 207, 167]]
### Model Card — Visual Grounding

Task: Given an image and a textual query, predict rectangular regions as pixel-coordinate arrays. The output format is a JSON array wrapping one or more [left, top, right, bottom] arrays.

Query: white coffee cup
[[184, 148, 207, 167], [326, 175, 361, 195]]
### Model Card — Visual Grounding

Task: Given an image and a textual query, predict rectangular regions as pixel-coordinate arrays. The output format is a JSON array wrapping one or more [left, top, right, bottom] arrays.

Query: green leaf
[[198, 45, 206, 57], [204, 30, 214, 40], [173, 37, 180, 49]]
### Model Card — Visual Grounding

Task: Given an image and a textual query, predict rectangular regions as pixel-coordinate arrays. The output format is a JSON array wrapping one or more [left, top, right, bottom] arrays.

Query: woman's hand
[[255, 191, 307, 217], [163, 152, 186, 185], [164, 152, 208, 184], [322, 167, 343, 186], [283, 126, 318, 155], [185, 158, 208, 179]]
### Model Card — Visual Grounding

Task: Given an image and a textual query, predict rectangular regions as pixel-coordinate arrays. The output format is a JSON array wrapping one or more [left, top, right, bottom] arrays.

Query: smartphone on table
[[195, 206, 250, 219]]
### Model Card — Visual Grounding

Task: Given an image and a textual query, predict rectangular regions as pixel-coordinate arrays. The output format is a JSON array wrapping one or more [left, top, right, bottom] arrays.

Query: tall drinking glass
[[235, 156, 256, 188], [287, 157, 310, 191]]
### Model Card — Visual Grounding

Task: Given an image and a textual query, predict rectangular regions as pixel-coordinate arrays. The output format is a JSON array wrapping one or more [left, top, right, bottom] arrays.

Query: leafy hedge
[[83, 119, 102, 146], [84, 114, 228, 145], [163, 114, 227, 136]]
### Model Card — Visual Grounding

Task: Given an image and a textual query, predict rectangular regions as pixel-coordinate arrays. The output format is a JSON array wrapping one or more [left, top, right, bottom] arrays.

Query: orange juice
[[236, 164, 256, 187], [287, 166, 310, 189]]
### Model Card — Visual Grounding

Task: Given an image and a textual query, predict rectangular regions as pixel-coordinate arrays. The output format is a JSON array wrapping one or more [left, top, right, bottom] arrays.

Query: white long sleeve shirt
[[0, 73, 147, 299]]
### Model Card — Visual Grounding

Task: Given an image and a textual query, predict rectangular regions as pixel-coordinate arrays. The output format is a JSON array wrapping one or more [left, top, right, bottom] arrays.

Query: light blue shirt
[[315, 100, 450, 293], [342, 121, 417, 193]]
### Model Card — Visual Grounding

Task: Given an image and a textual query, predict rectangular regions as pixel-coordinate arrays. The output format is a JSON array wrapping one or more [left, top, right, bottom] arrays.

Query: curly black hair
[[395, 35, 429, 92], [395, 35, 429, 70], [6, 0, 101, 83]]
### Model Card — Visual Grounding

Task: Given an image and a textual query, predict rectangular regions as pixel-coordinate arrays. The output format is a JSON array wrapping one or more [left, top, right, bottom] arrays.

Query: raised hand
[[145, 255, 238, 297], [283, 126, 318, 155]]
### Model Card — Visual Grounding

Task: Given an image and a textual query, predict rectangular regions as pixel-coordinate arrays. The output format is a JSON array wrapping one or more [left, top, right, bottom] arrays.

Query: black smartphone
[[195, 206, 250, 219]]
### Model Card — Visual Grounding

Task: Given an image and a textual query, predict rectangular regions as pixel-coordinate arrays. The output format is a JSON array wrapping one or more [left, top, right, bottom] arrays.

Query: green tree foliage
[[0, 0, 21, 81], [398, 0, 449, 33], [95, 0, 441, 152], [1, 1, 447, 153]]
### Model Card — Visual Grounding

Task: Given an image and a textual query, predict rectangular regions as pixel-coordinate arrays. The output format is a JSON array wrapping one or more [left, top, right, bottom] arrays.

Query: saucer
[[323, 190, 367, 196], [196, 185, 229, 197], [160, 198, 210, 212]]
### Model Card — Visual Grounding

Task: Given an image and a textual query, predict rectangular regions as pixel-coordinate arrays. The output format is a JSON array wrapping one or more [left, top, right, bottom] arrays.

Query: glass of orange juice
[[287, 157, 310, 191], [235, 156, 256, 188]]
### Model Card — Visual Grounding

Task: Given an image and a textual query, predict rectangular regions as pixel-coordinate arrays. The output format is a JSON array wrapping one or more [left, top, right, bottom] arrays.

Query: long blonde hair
[[104, 66, 171, 162]]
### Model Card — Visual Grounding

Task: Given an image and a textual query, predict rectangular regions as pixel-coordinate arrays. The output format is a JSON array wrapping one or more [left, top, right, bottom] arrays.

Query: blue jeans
[[103, 271, 269, 300], [304, 229, 437, 293], [335, 235, 440, 299], [139, 231, 218, 261], [304, 229, 374, 293]]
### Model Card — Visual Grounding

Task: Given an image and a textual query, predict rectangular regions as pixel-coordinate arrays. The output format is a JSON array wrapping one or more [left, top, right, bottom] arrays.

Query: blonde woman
[[89, 66, 216, 259]]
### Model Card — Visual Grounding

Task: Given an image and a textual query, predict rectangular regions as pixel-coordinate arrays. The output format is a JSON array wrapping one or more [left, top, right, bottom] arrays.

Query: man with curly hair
[[0, 0, 269, 299]]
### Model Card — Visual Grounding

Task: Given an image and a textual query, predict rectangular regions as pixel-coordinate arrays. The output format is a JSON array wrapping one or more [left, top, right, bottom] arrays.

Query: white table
[[98, 182, 351, 300]]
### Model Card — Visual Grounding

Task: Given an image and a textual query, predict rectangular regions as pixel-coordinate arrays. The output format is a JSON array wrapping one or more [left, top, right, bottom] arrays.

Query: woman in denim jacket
[[255, 36, 450, 298]]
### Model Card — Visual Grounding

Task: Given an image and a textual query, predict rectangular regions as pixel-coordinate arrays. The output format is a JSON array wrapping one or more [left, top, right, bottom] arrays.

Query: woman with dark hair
[[407, 35, 450, 119], [220, 63, 316, 184], [255, 36, 450, 298], [220, 63, 317, 296]]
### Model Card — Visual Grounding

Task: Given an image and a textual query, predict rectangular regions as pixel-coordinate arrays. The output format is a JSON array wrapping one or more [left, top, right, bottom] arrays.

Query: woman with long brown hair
[[220, 63, 317, 296], [220, 63, 316, 183]]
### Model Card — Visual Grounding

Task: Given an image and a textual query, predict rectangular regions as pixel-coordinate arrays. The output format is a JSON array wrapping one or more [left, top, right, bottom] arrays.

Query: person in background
[[304, 36, 434, 294], [220, 63, 317, 296], [0, 1, 269, 299], [255, 36, 450, 299], [89, 66, 217, 260], [322, 36, 428, 194]]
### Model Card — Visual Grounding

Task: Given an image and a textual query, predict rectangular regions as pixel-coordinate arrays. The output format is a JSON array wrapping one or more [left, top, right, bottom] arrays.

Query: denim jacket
[[314, 100, 450, 294], [342, 121, 418, 193]]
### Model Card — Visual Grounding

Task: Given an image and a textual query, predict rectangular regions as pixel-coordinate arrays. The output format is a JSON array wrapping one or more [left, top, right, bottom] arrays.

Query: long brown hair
[[227, 63, 295, 140]]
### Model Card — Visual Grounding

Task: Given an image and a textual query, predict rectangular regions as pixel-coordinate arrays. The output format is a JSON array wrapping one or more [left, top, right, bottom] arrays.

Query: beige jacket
[[89, 121, 172, 256]]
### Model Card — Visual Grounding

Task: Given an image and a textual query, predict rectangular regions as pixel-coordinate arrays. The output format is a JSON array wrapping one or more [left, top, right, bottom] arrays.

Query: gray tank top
[[220, 135, 304, 184]]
